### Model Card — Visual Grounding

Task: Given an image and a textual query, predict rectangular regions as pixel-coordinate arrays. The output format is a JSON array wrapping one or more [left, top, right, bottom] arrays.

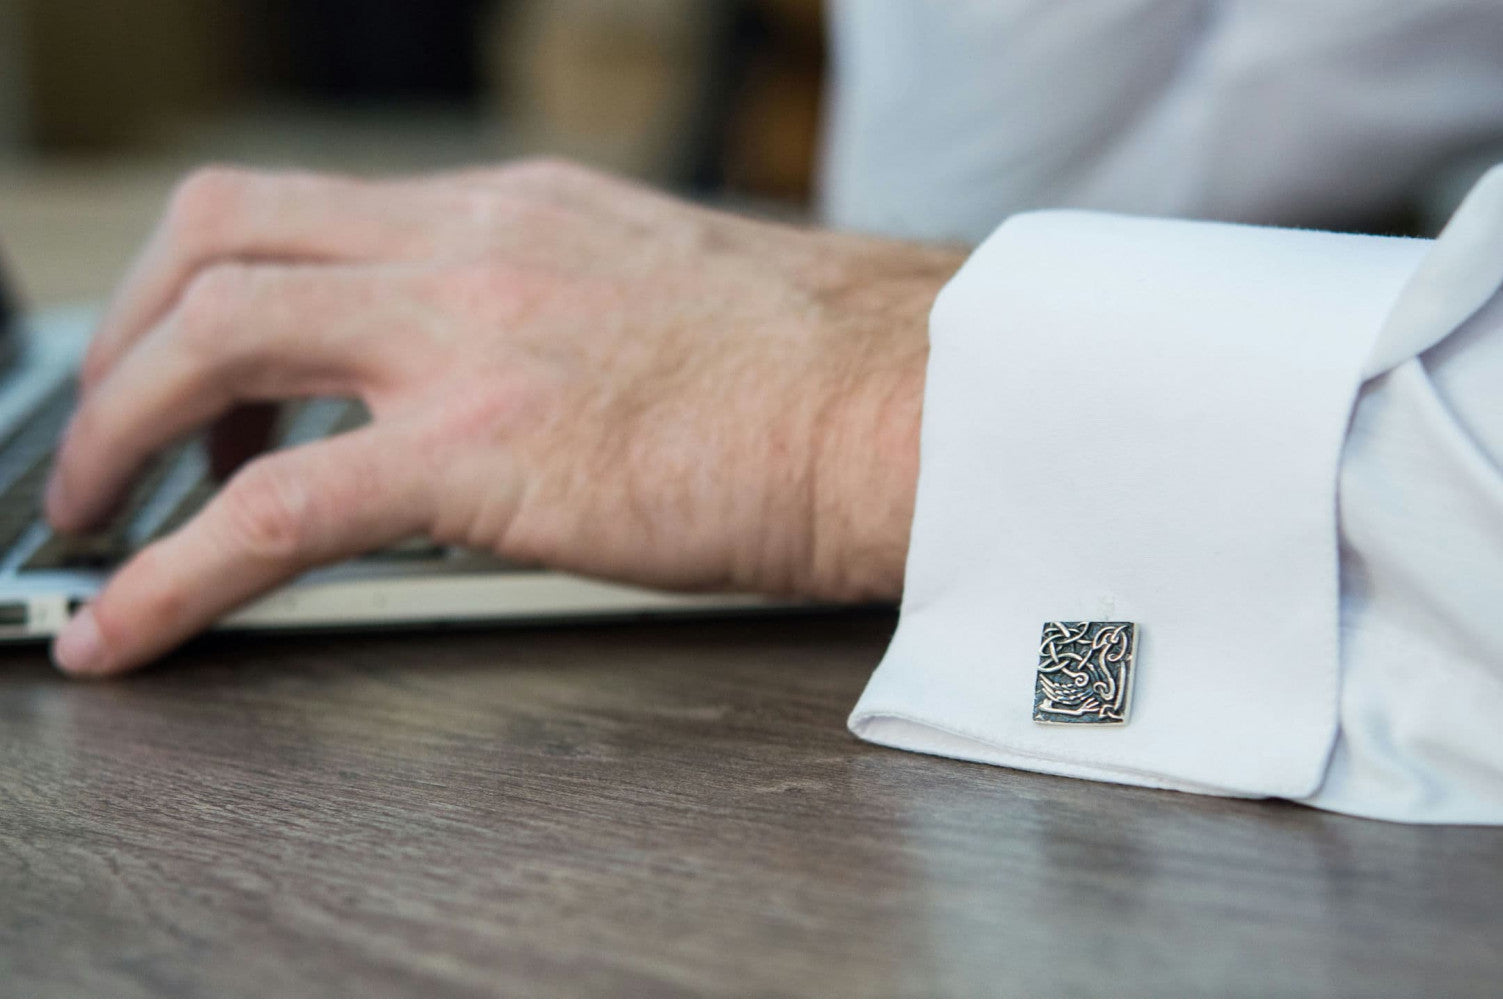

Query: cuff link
[[1033, 621, 1138, 725]]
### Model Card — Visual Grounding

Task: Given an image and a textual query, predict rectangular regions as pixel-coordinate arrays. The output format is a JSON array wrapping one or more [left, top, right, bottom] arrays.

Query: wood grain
[[0, 612, 1500, 997]]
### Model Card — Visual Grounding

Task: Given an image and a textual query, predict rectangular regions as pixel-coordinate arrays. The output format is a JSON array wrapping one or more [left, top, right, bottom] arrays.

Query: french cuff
[[849, 211, 1429, 799]]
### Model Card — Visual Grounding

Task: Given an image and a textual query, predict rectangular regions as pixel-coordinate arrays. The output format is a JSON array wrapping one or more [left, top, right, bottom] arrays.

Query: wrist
[[807, 256, 959, 602], [814, 348, 927, 602]]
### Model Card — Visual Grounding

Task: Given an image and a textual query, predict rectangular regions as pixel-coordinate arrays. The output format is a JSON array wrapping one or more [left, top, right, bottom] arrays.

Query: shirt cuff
[[850, 211, 1429, 799]]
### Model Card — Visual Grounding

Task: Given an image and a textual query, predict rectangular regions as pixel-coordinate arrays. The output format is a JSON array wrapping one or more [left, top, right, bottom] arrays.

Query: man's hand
[[44, 160, 962, 676]]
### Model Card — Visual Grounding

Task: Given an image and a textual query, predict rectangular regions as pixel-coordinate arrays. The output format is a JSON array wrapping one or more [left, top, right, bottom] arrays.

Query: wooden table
[[2, 160, 1502, 997], [1, 613, 1501, 996]]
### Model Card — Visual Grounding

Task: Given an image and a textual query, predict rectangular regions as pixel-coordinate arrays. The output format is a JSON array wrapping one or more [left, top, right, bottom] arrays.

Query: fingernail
[[53, 606, 108, 676]]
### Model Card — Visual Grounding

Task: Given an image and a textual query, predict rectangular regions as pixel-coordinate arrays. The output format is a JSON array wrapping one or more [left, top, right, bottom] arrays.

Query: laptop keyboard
[[0, 382, 75, 558], [0, 385, 443, 574]]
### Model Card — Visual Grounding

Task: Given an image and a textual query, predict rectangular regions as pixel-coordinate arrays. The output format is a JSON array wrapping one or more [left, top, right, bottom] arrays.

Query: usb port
[[0, 602, 27, 627]]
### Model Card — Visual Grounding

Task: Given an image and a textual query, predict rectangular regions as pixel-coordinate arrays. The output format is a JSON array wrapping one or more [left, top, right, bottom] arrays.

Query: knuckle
[[461, 189, 550, 232], [504, 156, 586, 188], [165, 165, 252, 244], [220, 457, 313, 561], [428, 260, 541, 321], [177, 263, 251, 350], [448, 259, 517, 296]]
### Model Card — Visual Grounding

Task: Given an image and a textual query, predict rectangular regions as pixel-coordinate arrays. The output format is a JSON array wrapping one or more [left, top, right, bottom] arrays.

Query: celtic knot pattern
[[1034, 621, 1138, 725]]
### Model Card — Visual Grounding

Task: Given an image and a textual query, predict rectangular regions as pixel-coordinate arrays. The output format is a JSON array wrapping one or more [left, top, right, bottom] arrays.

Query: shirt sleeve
[[1307, 168, 1503, 823], [847, 208, 1432, 801], [851, 168, 1503, 821]]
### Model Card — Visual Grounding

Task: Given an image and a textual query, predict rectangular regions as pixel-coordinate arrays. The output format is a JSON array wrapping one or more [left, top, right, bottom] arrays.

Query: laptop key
[[142, 468, 215, 543], [22, 441, 189, 571], [0, 449, 53, 556], [6, 393, 433, 572], [0, 381, 77, 559]]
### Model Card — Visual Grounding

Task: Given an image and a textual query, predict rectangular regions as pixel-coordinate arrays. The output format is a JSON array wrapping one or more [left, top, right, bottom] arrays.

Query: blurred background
[[0, 0, 825, 306]]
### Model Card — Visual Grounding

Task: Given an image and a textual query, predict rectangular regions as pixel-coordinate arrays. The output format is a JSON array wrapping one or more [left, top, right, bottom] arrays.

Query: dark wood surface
[[0, 611, 1499, 997]]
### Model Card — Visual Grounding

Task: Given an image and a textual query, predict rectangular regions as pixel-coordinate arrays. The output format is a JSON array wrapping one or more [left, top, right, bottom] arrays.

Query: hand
[[44, 159, 963, 676]]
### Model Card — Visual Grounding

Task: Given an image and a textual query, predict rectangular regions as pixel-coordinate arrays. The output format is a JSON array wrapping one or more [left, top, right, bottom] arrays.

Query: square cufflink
[[1033, 621, 1138, 725]]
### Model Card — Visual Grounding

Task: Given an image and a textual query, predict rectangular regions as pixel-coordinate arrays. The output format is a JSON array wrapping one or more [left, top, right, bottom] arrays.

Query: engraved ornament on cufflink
[[1033, 621, 1138, 725]]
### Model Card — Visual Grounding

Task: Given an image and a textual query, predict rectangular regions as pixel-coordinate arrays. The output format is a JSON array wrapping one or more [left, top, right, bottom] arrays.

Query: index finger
[[51, 424, 435, 676]]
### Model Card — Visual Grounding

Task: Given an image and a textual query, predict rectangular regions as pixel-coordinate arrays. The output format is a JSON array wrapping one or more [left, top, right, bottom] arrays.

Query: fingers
[[47, 262, 412, 533], [52, 424, 435, 677], [81, 167, 457, 390]]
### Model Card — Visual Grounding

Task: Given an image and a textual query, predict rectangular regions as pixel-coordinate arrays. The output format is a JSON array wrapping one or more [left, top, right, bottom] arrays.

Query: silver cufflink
[[1034, 621, 1138, 725]]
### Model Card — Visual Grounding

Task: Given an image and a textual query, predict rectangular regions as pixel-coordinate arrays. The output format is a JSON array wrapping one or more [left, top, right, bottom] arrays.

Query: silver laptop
[[0, 251, 777, 641]]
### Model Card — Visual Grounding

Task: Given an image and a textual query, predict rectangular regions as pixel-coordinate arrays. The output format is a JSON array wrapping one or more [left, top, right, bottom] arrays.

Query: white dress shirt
[[823, 0, 1503, 823]]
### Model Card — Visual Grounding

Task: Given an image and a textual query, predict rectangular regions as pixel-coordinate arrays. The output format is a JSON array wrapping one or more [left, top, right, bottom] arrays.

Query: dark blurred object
[[14, 0, 241, 151], [7, 0, 496, 151], [713, 0, 825, 203], [0, 245, 21, 373], [495, 0, 822, 203], [2, 0, 826, 206], [252, 0, 489, 105], [494, 0, 731, 188]]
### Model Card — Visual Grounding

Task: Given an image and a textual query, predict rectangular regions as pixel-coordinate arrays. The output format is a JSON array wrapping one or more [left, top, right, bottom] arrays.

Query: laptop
[[0, 248, 778, 642]]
